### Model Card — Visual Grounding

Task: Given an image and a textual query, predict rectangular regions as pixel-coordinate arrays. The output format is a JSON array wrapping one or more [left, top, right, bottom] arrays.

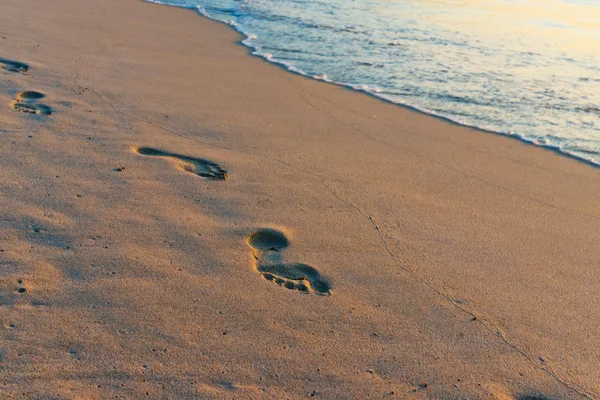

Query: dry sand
[[0, 0, 598, 398]]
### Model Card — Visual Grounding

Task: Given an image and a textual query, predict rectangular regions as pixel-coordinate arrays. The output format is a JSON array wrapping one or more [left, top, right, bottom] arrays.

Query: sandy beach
[[0, 0, 598, 398]]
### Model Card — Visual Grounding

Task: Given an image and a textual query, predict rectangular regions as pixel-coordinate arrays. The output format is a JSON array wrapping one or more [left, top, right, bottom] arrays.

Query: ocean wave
[[143, 0, 600, 167]]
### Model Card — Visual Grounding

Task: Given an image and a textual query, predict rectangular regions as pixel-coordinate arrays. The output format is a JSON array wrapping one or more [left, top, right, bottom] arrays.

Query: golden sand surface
[[0, 0, 598, 398]]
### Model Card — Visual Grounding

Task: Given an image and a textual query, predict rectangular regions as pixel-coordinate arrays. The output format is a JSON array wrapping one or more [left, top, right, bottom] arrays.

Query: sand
[[0, 0, 598, 398]]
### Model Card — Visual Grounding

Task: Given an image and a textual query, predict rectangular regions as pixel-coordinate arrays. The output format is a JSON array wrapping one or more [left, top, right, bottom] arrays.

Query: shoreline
[[143, 0, 600, 170], [0, 0, 598, 398]]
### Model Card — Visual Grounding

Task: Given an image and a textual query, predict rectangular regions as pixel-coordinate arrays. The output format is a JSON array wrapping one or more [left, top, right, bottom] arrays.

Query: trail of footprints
[[3, 54, 329, 295], [133, 148, 330, 293], [0, 55, 574, 398]]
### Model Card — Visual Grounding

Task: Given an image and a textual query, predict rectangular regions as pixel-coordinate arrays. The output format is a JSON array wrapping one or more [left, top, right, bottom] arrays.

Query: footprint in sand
[[0, 57, 29, 74], [247, 229, 331, 295], [12, 91, 52, 115], [134, 147, 227, 180]]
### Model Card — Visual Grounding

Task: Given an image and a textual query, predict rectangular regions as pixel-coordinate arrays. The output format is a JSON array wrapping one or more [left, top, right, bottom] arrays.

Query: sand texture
[[0, 0, 598, 398]]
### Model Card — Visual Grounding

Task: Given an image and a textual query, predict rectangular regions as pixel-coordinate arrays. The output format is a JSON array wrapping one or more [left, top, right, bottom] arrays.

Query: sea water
[[146, 0, 600, 165]]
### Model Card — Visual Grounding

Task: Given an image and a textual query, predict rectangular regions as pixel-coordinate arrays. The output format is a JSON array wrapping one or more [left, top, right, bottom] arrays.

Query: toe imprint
[[258, 263, 331, 294]]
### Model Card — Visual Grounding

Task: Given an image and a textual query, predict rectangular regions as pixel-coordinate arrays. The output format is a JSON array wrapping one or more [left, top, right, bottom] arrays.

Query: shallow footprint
[[248, 229, 331, 295], [134, 147, 227, 180], [0, 57, 29, 73], [11, 91, 52, 115]]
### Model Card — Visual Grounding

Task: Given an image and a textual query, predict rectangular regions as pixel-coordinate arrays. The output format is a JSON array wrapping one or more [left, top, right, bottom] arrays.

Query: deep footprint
[[0, 57, 29, 73], [11, 91, 52, 115], [134, 147, 227, 180], [248, 229, 331, 295]]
